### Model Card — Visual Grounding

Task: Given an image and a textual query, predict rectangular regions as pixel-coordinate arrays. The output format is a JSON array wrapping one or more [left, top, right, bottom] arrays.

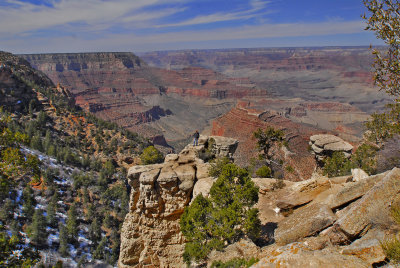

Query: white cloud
[[1, 20, 368, 53], [0, 0, 184, 35], [157, 0, 271, 27]]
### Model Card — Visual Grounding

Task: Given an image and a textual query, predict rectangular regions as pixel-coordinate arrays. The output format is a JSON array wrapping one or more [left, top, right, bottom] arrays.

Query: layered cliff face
[[0, 51, 54, 111], [22, 53, 268, 149], [140, 47, 389, 113], [119, 136, 238, 267], [212, 105, 320, 181]]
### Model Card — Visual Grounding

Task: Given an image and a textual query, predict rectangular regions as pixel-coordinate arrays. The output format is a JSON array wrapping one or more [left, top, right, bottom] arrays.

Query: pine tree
[[43, 130, 52, 153], [66, 203, 78, 244], [28, 209, 48, 248], [93, 236, 108, 260], [110, 229, 120, 265], [22, 185, 36, 221], [58, 223, 69, 257], [0, 199, 14, 224], [89, 217, 102, 249], [46, 192, 58, 228]]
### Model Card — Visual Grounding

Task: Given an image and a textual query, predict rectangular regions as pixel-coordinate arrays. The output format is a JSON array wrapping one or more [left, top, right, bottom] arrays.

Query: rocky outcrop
[[253, 242, 369, 268], [330, 168, 400, 241], [310, 134, 353, 162], [119, 135, 238, 267], [247, 167, 400, 267], [274, 203, 336, 245], [211, 105, 319, 181]]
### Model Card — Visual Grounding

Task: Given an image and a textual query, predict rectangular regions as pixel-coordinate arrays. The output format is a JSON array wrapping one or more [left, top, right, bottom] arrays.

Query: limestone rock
[[209, 135, 239, 159], [274, 203, 336, 245], [309, 134, 353, 162], [192, 177, 214, 200], [341, 228, 386, 265], [327, 172, 387, 210], [120, 135, 239, 267], [252, 243, 368, 268], [351, 168, 368, 181], [276, 177, 330, 211], [164, 153, 179, 162], [333, 168, 400, 240], [175, 164, 196, 191], [196, 162, 211, 180], [208, 238, 261, 267]]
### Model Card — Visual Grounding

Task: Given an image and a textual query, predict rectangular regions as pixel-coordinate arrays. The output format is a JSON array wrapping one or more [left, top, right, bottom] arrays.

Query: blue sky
[[0, 0, 383, 53]]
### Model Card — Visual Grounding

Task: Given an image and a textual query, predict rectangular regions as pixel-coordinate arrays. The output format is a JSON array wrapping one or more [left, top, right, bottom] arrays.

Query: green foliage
[[180, 163, 260, 265], [140, 146, 163, 165], [66, 202, 78, 244], [22, 185, 36, 220], [27, 209, 48, 248], [255, 165, 271, 178], [46, 192, 58, 227], [381, 204, 400, 263], [93, 236, 108, 260], [351, 143, 378, 175], [211, 257, 259, 268], [381, 235, 400, 264], [363, 0, 400, 98], [58, 223, 69, 257], [0, 231, 40, 267], [363, 1, 400, 144], [323, 152, 352, 178], [253, 127, 285, 159], [285, 165, 295, 173], [209, 157, 231, 177]]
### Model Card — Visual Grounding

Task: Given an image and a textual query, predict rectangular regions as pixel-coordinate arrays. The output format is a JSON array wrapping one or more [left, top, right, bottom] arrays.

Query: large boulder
[[309, 134, 353, 162], [332, 168, 400, 241], [252, 242, 368, 268], [208, 238, 261, 267], [274, 203, 336, 245], [340, 228, 387, 265], [326, 171, 388, 210]]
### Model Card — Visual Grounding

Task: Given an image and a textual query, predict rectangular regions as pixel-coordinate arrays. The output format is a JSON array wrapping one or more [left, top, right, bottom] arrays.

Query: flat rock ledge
[[310, 134, 353, 162]]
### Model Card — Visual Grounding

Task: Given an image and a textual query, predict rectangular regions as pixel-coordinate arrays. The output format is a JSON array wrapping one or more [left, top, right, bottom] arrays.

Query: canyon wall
[[21, 52, 269, 150], [141, 47, 389, 113]]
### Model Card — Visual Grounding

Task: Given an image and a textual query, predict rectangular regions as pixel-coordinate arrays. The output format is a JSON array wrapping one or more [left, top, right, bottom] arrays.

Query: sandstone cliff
[[140, 47, 389, 113], [119, 136, 238, 267], [21, 52, 269, 150]]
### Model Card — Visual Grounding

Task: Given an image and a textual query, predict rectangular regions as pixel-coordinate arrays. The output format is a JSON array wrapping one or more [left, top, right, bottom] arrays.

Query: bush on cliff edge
[[180, 163, 260, 265], [139, 146, 163, 165]]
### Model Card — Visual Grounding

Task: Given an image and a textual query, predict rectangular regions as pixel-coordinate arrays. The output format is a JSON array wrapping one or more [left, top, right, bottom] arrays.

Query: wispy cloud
[[2, 20, 368, 53], [0, 0, 184, 35], [0, 0, 379, 53], [157, 0, 271, 27]]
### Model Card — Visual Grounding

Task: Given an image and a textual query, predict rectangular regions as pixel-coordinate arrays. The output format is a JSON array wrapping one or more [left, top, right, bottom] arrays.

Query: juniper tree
[[180, 163, 260, 264], [363, 1, 400, 141], [253, 127, 285, 165]]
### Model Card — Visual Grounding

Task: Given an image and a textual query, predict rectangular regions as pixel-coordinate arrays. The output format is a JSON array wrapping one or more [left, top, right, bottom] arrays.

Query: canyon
[[21, 47, 381, 156]]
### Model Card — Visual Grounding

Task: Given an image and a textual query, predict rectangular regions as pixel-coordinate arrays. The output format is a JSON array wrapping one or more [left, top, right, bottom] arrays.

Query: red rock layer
[[212, 106, 323, 181]]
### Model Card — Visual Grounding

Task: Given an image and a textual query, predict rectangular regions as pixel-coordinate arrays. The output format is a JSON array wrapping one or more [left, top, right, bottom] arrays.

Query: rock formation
[[140, 47, 389, 113], [119, 135, 238, 267], [22, 52, 270, 150], [206, 168, 400, 267], [309, 134, 353, 162]]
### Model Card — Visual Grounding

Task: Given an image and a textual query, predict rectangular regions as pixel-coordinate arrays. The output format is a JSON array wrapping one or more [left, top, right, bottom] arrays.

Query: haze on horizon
[[0, 0, 384, 54]]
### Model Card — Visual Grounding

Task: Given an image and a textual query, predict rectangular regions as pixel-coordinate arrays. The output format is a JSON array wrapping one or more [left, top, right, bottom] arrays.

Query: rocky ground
[[119, 134, 399, 268]]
